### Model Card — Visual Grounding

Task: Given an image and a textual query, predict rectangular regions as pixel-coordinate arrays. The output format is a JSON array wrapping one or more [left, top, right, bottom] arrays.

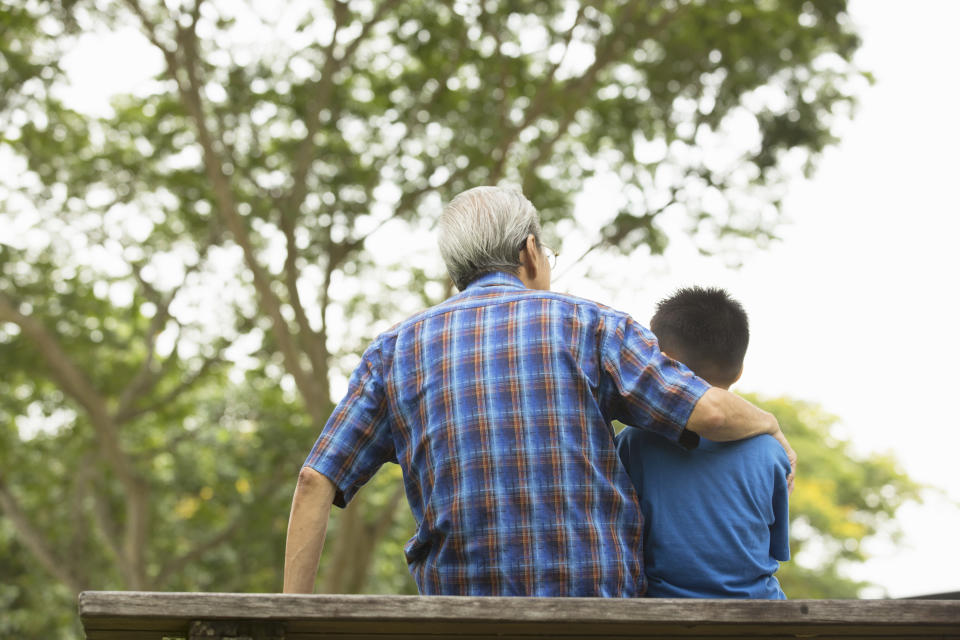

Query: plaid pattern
[[304, 272, 709, 596]]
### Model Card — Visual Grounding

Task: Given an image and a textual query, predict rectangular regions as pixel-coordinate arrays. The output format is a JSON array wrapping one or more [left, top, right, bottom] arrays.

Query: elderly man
[[283, 186, 796, 597]]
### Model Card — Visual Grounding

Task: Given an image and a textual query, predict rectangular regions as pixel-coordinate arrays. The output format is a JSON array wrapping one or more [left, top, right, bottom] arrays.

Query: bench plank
[[78, 592, 960, 639]]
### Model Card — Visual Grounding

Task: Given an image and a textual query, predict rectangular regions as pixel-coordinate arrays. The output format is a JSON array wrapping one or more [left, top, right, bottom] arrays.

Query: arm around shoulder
[[686, 387, 776, 440], [687, 388, 797, 492]]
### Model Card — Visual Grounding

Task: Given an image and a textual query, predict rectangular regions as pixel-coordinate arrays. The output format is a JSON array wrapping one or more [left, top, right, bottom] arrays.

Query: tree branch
[[116, 348, 223, 424], [554, 193, 679, 281], [487, 4, 585, 182], [0, 294, 130, 477], [0, 291, 150, 588], [0, 474, 83, 592], [115, 247, 211, 422], [90, 476, 126, 570], [114, 268, 177, 420], [320, 479, 406, 593], [182, 26, 328, 424], [286, 0, 402, 217], [124, 2, 330, 426], [279, 212, 329, 399], [152, 472, 289, 586], [121, 0, 173, 54], [370, 482, 406, 544], [521, 3, 684, 194], [322, 164, 464, 282], [189, 0, 204, 30], [69, 462, 94, 568], [152, 513, 243, 587]]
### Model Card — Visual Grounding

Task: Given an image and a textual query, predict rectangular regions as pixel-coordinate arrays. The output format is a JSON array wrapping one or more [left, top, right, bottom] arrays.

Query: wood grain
[[78, 592, 960, 639]]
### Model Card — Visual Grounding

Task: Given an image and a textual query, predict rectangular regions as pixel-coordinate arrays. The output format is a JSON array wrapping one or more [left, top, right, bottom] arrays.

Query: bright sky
[[51, 1, 960, 598]]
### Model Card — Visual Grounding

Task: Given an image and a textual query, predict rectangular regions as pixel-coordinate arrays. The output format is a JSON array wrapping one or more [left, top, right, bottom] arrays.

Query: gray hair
[[438, 186, 542, 291]]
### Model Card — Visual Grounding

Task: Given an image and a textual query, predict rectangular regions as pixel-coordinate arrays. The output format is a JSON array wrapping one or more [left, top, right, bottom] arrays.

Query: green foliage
[[0, 0, 891, 636], [0, 520, 80, 640]]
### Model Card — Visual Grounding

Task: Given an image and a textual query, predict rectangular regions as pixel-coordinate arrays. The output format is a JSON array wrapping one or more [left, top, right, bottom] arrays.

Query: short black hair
[[650, 286, 749, 386]]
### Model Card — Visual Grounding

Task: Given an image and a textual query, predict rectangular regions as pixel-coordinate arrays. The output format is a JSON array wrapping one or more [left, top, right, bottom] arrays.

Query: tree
[[2, 0, 871, 636]]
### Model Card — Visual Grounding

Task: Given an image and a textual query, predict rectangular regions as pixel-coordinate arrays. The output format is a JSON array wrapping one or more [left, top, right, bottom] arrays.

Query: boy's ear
[[730, 365, 744, 386]]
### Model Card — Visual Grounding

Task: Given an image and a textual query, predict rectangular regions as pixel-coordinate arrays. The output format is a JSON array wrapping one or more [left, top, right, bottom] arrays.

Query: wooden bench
[[78, 591, 960, 639]]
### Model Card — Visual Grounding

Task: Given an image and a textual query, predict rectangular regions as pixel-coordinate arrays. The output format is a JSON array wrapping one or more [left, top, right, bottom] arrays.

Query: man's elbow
[[296, 467, 336, 501]]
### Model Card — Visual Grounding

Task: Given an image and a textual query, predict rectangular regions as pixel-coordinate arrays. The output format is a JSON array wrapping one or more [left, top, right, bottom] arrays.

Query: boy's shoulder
[[713, 434, 791, 481], [617, 429, 789, 468], [744, 433, 792, 466]]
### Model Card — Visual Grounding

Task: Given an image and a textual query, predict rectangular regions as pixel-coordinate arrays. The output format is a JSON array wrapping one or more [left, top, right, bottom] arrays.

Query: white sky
[[46, 0, 960, 598]]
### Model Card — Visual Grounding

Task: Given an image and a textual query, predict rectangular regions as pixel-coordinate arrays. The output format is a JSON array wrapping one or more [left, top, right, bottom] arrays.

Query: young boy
[[616, 287, 791, 598]]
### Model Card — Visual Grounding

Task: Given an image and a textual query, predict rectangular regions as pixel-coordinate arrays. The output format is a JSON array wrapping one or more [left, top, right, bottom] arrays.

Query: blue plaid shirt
[[305, 272, 710, 596]]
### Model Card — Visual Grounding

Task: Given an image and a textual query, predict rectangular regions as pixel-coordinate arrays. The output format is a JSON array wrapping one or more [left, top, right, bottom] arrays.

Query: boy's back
[[616, 429, 790, 598], [616, 286, 791, 598]]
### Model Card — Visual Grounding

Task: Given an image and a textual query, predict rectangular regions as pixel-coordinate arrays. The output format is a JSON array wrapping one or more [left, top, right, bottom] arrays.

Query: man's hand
[[283, 467, 337, 593], [687, 387, 797, 493], [770, 426, 797, 494]]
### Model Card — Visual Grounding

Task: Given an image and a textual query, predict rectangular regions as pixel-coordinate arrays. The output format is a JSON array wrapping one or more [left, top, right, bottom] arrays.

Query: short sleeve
[[303, 340, 396, 508], [600, 314, 710, 446], [769, 448, 791, 562]]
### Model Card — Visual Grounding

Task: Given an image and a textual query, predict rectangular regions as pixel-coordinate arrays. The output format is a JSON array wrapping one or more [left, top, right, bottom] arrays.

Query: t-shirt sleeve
[[600, 313, 710, 448], [302, 340, 396, 508], [770, 447, 791, 562]]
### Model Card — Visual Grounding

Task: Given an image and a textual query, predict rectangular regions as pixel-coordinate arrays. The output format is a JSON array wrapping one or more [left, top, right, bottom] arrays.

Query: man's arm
[[283, 467, 337, 593], [687, 387, 797, 492]]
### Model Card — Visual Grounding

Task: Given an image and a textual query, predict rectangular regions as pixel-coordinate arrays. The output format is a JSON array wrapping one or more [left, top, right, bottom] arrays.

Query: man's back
[[305, 272, 709, 596], [616, 429, 790, 598]]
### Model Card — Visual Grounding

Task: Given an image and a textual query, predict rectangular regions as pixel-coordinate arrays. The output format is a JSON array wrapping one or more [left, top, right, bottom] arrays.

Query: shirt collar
[[464, 271, 526, 290]]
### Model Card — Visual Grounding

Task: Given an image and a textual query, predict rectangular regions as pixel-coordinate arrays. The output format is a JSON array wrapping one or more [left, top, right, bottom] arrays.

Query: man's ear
[[518, 234, 541, 286]]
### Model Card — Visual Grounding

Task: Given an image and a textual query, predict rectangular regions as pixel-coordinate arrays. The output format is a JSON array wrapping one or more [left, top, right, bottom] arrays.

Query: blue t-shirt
[[616, 429, 790, 599]]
